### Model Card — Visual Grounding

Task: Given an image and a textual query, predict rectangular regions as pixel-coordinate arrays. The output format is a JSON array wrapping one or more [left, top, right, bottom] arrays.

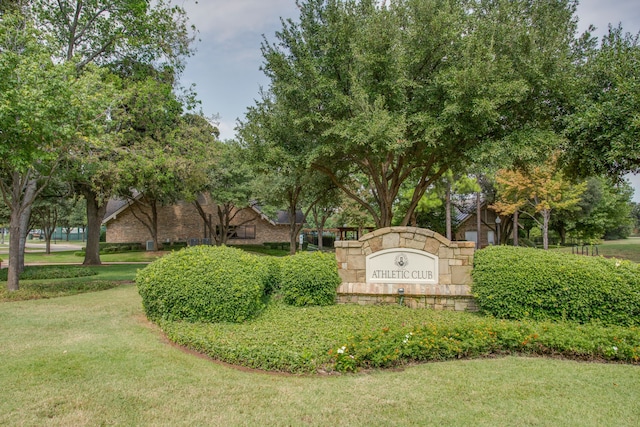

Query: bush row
[[330, 317, 640, 373], [136, 246, 341, 324], [159, 302, 640, 374], [472, 246, 640, 326]]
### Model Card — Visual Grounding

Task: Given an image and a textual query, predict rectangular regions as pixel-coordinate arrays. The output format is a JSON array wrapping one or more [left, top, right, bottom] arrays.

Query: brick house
[[453, 200, 501, 248], [102, 193, 292, 247]]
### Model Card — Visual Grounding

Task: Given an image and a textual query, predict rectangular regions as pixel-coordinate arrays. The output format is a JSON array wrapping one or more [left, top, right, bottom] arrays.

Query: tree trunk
[[45, 233, 51, 255], [289, 204, 299, 255], [476, 191, 482, 249], [513, 209, 519, 246], [542, 209, 550, 250], [445, 182, 452, 240], [7, 210, 23, 291], [151, 201, 161, 251], [83, 189, 105, 265], [17, 204, 31, 274]]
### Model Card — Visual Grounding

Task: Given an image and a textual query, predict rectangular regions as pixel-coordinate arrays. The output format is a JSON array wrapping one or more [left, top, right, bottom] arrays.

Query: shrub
[[136, 245, 268, 323], [472, 246, 640, 326], [279, 251, 340, 306], [261, 256, 282, 295]]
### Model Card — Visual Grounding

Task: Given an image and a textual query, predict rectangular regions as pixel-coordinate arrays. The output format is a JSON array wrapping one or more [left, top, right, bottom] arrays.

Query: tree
[[30, 181, 71, 254], [113, 75, 210, 251], [258, 0, 579, 228], [0, 12, 102, 290], [492, 156, 586, 250], [571, 177, 634, 241], [632, 202, 640, 233], [195, 140, 255, 246], [58, 195, 87, 241], [240, 95, 334, 254], [30, 0, 194, 265], [564, 26, 640, 178]]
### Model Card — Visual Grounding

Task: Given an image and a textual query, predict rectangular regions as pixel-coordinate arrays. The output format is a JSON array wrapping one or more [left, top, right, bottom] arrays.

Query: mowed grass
[[555, 237, 640, 263], [0, 264, 142, 302], [18, 249, 165, 264], [0, 285, 639, 426]]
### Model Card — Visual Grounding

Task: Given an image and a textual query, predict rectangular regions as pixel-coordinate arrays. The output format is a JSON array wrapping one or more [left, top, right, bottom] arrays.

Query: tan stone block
[[439, 274, 452, 285], [426, 297, 435, 305], [439, 247, 454, 259], [449, 259, 463, 266], [399, 238, 407, 247], [356, 270, 367, 283], [434, 233, 450, 245], [406, 239, 426, 250], [451, 265, 473, 286], [339, 269, 357, 283], [348, 247, 362, 256], [417, 229, 435, 238], [369, 237, 383, 253], [434, 304, 444, 310], [382, 233, 400, 248], [348, 255, 366, 270], [460, 247, 475, 256], [363, 247, 372, 256], [424, 238, 440, 254], [413, 233, 427, 242], [335, 249, 347, 263]]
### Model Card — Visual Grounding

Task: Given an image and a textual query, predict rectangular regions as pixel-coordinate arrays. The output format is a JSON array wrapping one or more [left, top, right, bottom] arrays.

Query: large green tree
[[240, 96, 335, 254], [30, 0, 194, 264], [113, 73, 211, 252], [257, 0, 578, 228], [564, 26, 640, 178], [0, 12, 104, 290]]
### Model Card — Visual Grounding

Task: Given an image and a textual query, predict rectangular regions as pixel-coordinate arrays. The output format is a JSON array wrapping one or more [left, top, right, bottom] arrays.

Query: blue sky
[[178, 0, 640, 200]]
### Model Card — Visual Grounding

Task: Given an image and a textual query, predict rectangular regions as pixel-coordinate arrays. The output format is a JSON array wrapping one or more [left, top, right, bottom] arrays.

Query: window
[[464, 231, 477, 244], [217, 225, 256, 240]]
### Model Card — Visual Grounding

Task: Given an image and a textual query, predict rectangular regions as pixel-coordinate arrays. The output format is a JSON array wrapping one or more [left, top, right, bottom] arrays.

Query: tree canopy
[[254, 0, 579, 228], [564, 25, 640, 178]]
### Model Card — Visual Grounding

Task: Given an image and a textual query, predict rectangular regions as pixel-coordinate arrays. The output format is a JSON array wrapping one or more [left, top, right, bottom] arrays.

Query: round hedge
[[136, 245, 268, 323], [472, 246, 640, 326], [279, 251, 341, 307]]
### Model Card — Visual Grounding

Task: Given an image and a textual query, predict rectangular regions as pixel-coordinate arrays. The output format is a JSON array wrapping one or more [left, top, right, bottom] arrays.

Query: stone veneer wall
[[335, 227, 478, 311]]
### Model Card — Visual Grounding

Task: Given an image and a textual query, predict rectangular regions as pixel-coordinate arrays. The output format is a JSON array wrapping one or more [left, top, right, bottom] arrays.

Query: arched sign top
[[366, 248, 438, 284]]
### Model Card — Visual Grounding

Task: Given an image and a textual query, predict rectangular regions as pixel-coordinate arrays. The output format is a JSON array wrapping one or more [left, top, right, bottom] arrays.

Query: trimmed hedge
[[472, 246, 640, 326], [279, 251, 341, 306], [136, 245, 268, 323]]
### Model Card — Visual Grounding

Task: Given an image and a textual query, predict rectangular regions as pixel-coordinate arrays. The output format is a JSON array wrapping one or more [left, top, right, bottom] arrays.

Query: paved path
[[0, 242, 83, 255]]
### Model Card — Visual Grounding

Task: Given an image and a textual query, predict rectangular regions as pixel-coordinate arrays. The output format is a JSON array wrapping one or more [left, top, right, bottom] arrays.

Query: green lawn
[[0, 264, 142, 301], [555, 237, 640, 263], [1, 285, 639, 426]]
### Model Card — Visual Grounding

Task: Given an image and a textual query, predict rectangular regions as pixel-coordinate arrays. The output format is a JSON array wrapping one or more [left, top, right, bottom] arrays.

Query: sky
[[177, 0, 640, 201]]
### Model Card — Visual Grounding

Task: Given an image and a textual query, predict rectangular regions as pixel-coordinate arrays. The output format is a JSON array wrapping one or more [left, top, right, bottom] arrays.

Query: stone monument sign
[[334, 227, 477, 311]]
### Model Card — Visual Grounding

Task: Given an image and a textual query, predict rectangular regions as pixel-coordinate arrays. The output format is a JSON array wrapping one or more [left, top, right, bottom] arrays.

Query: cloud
[[576, 0, 640, 36], [180, 0, 299, 43]]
